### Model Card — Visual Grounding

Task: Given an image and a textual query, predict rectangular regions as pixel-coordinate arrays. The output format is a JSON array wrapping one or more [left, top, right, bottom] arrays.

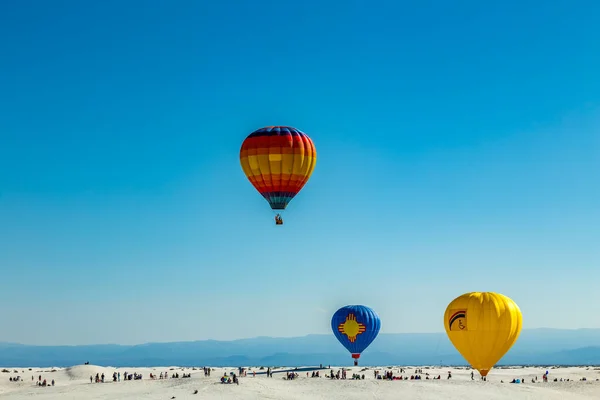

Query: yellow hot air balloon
[[443, 292, 522, 377]]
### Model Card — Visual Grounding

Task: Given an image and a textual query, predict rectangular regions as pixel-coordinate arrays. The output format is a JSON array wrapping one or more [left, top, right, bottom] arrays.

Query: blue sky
[[0, 0, 599, 345]]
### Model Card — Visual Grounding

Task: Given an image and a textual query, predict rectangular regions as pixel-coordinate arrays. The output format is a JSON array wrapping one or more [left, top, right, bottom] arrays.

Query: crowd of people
[[7, 365, 597, 391], [89, 371, 144, 383], [26, 374, 55, 387], [9, 375, 55, 387], [285, 372, 299, 380], [149, 372, 191, 379], [220, 372, 239, 384], [503, 373, 598, 384], [368, 368, 447, 381], [89, 369, 198, 383]]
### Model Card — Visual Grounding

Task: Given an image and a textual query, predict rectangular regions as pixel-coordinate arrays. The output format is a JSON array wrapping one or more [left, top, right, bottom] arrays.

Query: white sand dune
[[1, 365, 599, 399]]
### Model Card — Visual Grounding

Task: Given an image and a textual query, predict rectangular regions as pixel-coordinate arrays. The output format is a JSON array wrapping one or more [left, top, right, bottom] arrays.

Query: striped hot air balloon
[[239, 126, 316, 224]]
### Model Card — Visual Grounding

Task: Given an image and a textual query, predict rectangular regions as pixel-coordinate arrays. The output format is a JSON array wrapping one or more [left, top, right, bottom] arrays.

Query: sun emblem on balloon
[[338, 313, 366, 343]]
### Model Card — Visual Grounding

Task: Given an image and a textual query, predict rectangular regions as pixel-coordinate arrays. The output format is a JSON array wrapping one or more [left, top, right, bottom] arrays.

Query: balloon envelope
[[239, 126, 316, 210], [331, 305, 381, 364], [444, 292, 523, 377]]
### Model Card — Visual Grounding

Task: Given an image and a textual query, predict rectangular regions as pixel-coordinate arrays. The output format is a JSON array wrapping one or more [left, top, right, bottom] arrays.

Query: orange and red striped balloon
[[240, 126, 316, 210]]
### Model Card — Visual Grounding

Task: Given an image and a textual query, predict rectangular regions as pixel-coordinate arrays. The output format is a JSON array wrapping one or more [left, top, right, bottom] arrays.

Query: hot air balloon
[[443, 292, 522, 377], [331, 305, 381, 365], [239, 126, 316, 225]]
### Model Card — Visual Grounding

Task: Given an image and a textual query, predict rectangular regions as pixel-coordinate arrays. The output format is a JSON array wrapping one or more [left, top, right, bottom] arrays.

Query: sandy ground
[[0, 365, 599, 399]]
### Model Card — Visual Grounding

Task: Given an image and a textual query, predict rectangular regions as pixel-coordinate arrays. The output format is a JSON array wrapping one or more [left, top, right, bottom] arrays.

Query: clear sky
[[0, 0, 599, 346]]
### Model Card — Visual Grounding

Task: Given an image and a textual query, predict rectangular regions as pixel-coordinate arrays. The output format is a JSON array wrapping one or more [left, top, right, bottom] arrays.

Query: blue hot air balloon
[[331, 305, 381, 365]]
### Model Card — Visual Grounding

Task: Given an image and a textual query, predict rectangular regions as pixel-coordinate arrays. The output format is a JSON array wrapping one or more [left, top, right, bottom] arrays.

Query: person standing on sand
[[471, 371, 474, 380]]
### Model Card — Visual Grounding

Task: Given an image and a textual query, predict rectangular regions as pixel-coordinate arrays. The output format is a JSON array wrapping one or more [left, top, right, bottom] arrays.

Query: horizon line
[[2, 327, 597, 348]]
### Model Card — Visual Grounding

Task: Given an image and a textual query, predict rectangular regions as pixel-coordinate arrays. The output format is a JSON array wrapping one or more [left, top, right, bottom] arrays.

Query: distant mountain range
[[1, 329, 599, 368]]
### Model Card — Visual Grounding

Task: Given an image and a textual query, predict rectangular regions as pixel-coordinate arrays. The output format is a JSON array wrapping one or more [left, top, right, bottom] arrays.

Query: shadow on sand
[[251, 367, 330, 375]]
